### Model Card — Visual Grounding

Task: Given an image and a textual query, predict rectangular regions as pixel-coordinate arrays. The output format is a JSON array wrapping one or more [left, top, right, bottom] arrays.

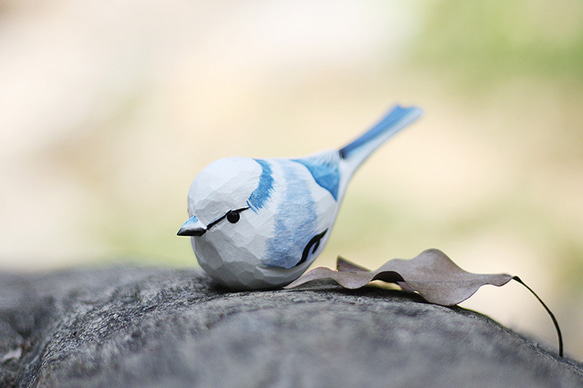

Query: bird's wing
[[292, 150, 341, 201]]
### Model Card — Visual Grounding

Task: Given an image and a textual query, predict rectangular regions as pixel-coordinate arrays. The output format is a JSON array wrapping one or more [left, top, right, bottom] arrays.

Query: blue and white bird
[[178, 105, 422, 289]]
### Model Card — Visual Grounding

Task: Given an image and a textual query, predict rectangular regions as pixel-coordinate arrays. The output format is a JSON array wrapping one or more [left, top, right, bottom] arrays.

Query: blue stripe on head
[[247, 159, 274, 212]]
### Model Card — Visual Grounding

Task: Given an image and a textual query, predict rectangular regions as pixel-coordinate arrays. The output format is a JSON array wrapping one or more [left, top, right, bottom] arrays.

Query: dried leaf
[[286, 249, 513, 306], [285, 248, 563, 357]]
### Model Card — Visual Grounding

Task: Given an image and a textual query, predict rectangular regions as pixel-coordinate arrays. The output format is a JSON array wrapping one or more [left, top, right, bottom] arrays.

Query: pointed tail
[[338, 105, 422, 172]]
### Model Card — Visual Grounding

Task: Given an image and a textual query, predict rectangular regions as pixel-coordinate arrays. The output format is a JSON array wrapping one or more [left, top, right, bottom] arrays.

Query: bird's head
[[177, 157, 277, 283], [178, 157, 261, 236]]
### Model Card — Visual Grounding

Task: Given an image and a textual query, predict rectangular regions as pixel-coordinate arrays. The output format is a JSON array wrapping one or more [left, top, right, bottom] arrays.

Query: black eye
[[226, 210, 240, 224]]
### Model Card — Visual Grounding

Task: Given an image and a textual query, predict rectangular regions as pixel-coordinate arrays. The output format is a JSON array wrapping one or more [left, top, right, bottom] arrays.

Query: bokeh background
[[1, 1, 582, 358]]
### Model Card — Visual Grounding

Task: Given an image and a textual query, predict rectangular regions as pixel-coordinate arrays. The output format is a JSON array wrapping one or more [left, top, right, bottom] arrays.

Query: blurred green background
[[1, 1, 581, 358]]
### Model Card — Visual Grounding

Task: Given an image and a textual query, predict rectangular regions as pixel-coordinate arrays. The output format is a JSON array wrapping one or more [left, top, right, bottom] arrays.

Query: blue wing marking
[[263, 161, 317, 269], [292, 156, 340, 201]]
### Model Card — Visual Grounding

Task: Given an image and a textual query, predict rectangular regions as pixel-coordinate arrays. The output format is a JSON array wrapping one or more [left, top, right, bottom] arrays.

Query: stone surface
[[0, 266, 582, 388]]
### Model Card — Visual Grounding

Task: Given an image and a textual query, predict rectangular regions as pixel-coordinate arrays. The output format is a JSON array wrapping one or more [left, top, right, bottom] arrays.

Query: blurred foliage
[[404, 4, 583, 348], [412, 1, 583, 86]]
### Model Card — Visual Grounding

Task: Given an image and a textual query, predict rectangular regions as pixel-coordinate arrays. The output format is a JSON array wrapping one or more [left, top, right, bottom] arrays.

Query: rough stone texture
[[0, 266, 581, 388]]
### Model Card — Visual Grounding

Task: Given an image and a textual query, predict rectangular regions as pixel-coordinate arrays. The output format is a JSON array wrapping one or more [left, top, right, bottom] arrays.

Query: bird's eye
[[226, 210, 240, 224]]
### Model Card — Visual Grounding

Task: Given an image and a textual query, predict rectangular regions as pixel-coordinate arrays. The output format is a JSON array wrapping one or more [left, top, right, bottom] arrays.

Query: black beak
[[177, 225, 206, 237], [177, 216, 207, 236]]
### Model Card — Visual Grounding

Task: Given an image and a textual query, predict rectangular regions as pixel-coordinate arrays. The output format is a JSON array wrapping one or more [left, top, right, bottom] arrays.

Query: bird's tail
[[338, 105, 422, 178]]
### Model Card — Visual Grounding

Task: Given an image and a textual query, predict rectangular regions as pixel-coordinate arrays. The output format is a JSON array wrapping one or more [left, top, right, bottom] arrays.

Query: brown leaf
[[285, 248, 564, 357], [286, 248, 513, 306]]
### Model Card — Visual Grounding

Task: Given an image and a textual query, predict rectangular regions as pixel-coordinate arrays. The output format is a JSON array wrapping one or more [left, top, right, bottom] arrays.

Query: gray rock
[[0, 266, 581, 388]]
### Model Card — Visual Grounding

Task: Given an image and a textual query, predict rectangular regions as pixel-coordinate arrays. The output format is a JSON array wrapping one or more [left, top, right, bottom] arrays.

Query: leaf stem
[[512, 276, 563, 357]]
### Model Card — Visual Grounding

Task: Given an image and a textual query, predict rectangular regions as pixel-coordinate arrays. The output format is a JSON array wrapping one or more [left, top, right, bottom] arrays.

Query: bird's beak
[[177, 216, 207, 237]]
